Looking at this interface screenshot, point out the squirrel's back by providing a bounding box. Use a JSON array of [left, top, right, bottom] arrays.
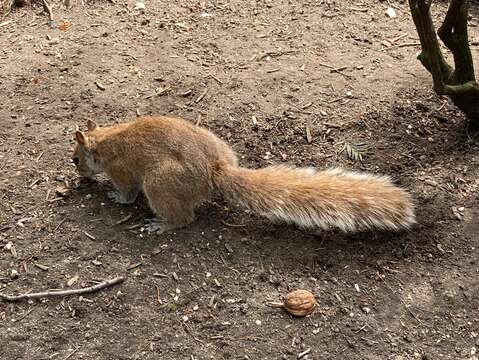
[[91, 116, 238, 173]]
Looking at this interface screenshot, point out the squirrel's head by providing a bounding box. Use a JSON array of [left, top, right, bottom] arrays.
[[72, 120, 103, 178]]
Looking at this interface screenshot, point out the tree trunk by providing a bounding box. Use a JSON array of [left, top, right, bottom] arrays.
[[408, 0, 479, 128]]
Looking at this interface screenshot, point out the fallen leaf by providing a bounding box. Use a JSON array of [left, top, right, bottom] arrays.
[[58, 20, 71, 31]]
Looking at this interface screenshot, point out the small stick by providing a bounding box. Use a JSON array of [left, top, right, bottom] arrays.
[[83, 231, 96, 240], [195, 114, 202, 126], [95, 81, 106, 91], [53, 218, 67, 231], [305, 118, 312, 143], [29, 179, 41, 188], [13, 308, 35, 322], [265, 301, 284, 308], [328, 96, 347, 104], [323, 122, 342, 128], [206, 73, 222, 84], [126, 223, 143, 230], [155, 285, 162, 304], [195, 89, 208, 103], [297, 348, 311, 359], [347, 7, 368, 12], [0, 20, 13, 28], [318, 62, 334, 69], [383, 42, 421, 50], [318, 62, 351, 78], [0, 277, 125, 302], [221, 220, 246, 227], [126, 262, 142, 271], [41, 0, 54, 24], [114, 213, 132, 225], [36, 151, 44, 162], [389, 33, 408, 43], [2, 1, 14, 18], [34, 263, 49, 271], [63, 347, 80, 360]]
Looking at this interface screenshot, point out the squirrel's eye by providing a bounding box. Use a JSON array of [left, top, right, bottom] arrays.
[[72, 157, 80, 166]]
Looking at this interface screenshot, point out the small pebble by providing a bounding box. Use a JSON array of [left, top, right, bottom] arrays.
[[48, 38, 60, 45], [10, 269, 19, 279]]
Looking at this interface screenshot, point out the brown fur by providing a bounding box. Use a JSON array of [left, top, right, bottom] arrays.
[[72, 116, 415, 233]]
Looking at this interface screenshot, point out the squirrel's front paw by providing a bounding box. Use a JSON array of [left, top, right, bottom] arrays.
[[108, 190, 130, 205]]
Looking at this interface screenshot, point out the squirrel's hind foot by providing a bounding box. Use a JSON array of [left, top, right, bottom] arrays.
[[143, 218, 174, 235], [108, 190, 138, 205]]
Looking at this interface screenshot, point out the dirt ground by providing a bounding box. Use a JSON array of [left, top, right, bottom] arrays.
[[1, 0, 478, 359]]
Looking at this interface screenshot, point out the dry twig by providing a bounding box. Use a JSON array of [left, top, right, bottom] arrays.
[[0, 277, 125, 302]]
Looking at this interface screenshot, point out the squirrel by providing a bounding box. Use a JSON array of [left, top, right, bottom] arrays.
[[72, 116, 415, 233]]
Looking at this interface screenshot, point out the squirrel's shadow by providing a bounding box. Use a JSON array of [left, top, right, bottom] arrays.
[[71, 177, 429, 273]]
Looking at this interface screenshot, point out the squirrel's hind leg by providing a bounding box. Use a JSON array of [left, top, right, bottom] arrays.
[[142, 164, 201, 232]]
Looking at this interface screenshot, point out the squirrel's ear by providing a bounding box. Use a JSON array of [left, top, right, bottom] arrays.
[[75, 130, 87, 145], [86, 120, 98, 131]]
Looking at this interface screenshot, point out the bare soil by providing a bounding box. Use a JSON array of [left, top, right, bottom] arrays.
[[1, 1, 478, 359]]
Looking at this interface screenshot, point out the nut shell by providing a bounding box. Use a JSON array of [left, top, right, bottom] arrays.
[[284, 290, 316, 316]]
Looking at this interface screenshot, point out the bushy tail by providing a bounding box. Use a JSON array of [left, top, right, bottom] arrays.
[[212, 162, 415, 232]]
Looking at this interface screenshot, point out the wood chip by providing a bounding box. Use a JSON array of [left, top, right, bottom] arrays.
[[55, 186, 70, 197], [67, 275, 79, 287], [224, 243, 233, 253], [95, 81, 106, 90], [127, 262, 142, 270], [153, 272, 168, 278], [305, 125, 312, 143]]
